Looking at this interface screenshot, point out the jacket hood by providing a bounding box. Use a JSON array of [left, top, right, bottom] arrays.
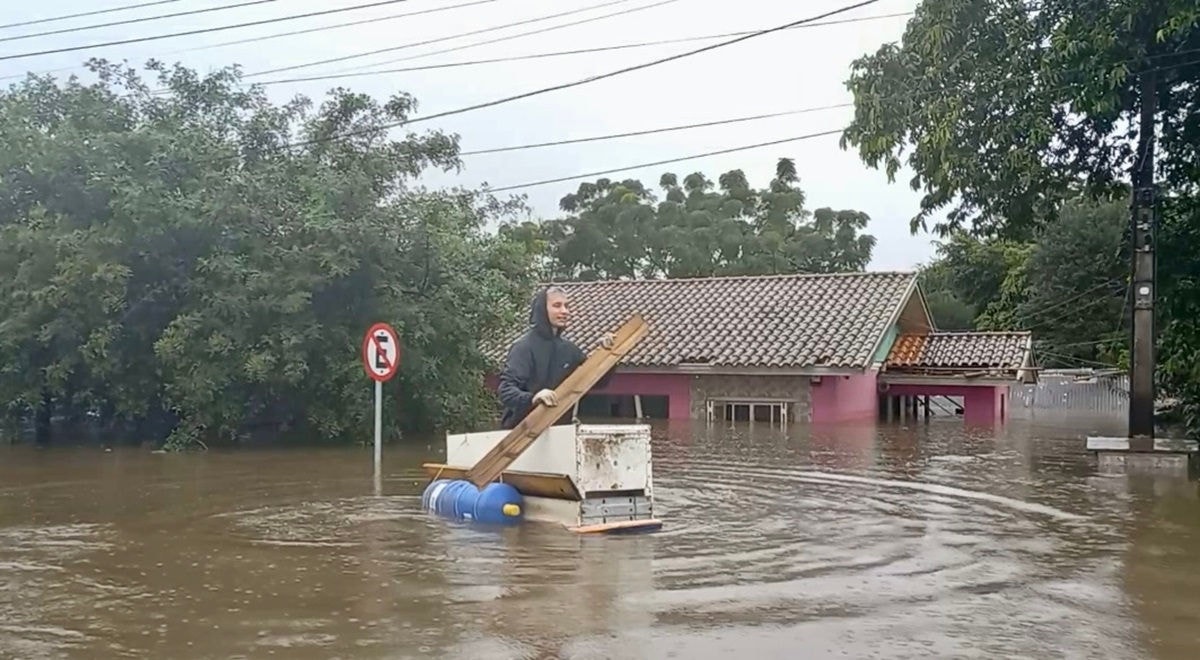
[[528, 287, 559, 338]]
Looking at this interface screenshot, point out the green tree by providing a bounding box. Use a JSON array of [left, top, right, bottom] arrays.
[[527, 158, 877, 280], [840, 0, 1198, 238], [840, 0, 1199, 430], [917, 259, 977, 330], [914, 197, 1130, 365], [0, 61, 537, 448], [1018, 197, 1129, 367]]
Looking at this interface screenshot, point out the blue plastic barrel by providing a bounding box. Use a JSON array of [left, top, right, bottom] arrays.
[[422, 479, 524, 525], [473, 482, 524, 525], [421, 478, 482, 522], [421, 478, 450, 511], [451, 481, 481, 520]]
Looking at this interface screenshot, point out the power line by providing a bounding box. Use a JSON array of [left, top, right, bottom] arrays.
[[283, 0, 883, 149], [249, 11, 912, 87], [0, 0, 418, 62], [3, 5, 909, 84], [1012, 280, 1124, 326], [478, 53, 1200, 194], [333, 0, 678, 73], [0, 0, 280, 44], [346, 10, 911, 75], [244, 0, 653, 78], [0, 0, 183, 31], [0, 0, 499, 83], [486, 129, 844, 193], [460, 104, 850, 155], [159, 0, 501, 57]]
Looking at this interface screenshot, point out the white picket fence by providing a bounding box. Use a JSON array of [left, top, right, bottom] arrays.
[[1009, 369, 1129, 420]]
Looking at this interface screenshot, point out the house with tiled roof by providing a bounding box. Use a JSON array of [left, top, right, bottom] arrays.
[[482, 271, 1037, 425]]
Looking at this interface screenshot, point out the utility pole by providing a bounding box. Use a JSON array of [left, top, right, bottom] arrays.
[[1128, 62, 1158, 449]]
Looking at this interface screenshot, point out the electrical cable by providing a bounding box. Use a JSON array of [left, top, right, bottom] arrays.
[[0, 0, 500, 82], [477, 55, 1200, 193], [278, 0, 883, 149], [343, 9, 909, 74], [244, 0, 650, 77], [252, 11, 912, 85], [0, 0, 183, 31], [485, 129, 845, 193], [0, 0, 417, 62], [0, 0, 280, 44], [158, 0, 501, 57], [459, 104, 851, 155]]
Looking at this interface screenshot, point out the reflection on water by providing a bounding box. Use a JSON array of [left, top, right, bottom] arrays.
[[1, 416, 1198, 659]]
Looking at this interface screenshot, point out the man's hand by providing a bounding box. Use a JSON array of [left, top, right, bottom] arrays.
[[599, 332, 615, 350], [532, 389, 558, 407]]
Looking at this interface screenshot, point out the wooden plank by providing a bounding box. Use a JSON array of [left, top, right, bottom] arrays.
[[566, 518, 664, 534], [420, 462, 582, 501], [465, 314, 650, 487]]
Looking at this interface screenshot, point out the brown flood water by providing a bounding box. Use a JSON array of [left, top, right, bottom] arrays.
[[2, 416, 1198, 659]]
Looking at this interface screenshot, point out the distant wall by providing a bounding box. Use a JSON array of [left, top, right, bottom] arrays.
[[810, 371, 879, 423], [1008, 371, 1129, 420], [689, 373, 813, 422]]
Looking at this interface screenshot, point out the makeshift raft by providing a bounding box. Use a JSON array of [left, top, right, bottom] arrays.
[[421, 423, 662, 534]]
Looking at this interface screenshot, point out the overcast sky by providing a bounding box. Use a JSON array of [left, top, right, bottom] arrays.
[[0, 0, 948, 271]]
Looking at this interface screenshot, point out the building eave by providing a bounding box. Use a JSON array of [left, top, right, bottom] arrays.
[[880, 373, 1023, 387], [655, 364, 868, 377], [864, 274, 919, 367], [484, 364, 870, 377]]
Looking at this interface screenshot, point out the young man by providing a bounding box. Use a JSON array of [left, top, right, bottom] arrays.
[[496, 286, 615, 429]]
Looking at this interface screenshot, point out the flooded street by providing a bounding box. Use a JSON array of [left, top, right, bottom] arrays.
[[2, 418, 1198, 659]]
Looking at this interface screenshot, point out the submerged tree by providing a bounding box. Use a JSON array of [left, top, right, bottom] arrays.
[[0, 60, 539, 448]]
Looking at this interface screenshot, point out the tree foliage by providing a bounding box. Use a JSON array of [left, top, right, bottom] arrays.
[[841, 0, 1200, 432], [916, 259, 977, 331], [918, 197, 1130, 367], [841, 0, 1199, 238], [500, 158, 877, 281], [0, 61, 539, 448]]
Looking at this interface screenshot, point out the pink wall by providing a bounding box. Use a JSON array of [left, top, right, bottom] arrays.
[[885, 383, 1006, 424], [484, 371, 692, 419], [810, 371, 880, 423]]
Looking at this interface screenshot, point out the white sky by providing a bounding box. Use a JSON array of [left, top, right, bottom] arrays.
[[0, 0, 947, 271]]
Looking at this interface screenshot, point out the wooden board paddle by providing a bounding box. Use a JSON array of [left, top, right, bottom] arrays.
[[566, 518, 664, 534], [465, 314, 649, 488]]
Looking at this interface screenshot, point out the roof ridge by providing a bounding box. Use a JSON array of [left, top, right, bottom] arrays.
[[922, 330, 1034, 336], [540, 270, 917, 287]]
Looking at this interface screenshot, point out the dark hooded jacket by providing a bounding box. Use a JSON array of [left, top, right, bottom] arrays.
[[497, 287, 612, 429]]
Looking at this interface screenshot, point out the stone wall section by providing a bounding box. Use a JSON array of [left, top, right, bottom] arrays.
[[688, 374, 813, 422]]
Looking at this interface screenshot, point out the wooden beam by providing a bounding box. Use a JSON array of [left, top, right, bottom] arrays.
[[465, 314, 650, 487], [421, 462, 582, 501]]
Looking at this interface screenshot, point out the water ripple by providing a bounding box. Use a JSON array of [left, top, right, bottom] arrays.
[[0, 422, 1177, 659]]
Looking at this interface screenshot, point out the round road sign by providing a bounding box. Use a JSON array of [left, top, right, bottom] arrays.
[[362, 322, 400, 382]]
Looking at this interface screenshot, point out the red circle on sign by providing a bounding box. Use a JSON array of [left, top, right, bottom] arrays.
[[362, 322, 401, 382]]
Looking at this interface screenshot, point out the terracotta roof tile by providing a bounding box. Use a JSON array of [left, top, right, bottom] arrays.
[[886, 332, 1032, 371], [484, 272, 917, 370]]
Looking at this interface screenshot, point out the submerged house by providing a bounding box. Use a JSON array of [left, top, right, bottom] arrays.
[[482, 272, 1036, 425]]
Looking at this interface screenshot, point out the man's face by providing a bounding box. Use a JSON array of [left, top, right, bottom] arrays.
[[546, 290, 571, 329]]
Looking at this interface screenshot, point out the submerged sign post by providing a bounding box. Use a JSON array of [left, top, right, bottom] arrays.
[[362, 322, 400, 487]]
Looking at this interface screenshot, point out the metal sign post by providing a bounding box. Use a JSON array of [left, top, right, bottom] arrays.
[[362, 322, 400, 494]]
